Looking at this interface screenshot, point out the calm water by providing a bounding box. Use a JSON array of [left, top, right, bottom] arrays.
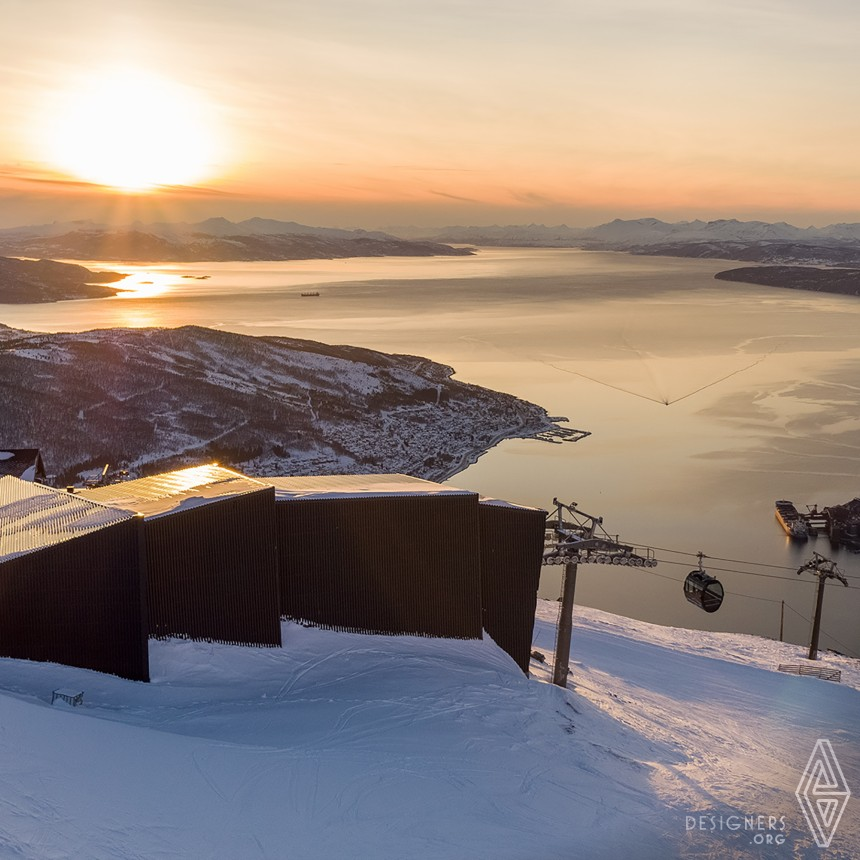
[[3, 249, 859, 655]]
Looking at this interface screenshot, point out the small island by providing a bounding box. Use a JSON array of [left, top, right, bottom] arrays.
[[0, 256, 125, 304], [714, 265, 860, 297]]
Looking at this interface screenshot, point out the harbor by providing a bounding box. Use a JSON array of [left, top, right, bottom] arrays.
[[775, 497, 860, 548]]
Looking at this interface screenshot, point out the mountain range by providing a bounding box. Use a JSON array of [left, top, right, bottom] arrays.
[[4, 215, 860, 266], [392, 217, 860, 265], [0, 218, 472, 263], [394, 217, 860, 245]]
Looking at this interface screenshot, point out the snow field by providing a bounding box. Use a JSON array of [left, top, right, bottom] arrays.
[[0, 602, 856, 859]]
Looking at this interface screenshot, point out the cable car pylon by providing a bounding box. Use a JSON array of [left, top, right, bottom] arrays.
[[796, 552, 848, 660], [544, 499, 654, 688]]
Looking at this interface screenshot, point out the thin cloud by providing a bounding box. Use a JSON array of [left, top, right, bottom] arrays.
[[0, 166, 234, 197], [429, 190, 484, 203], [508, 190, 561, 206]]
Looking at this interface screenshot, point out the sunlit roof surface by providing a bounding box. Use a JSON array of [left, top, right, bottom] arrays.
[[78, 464, 270, 518], [265, 473, 475, 500], [0, 476, 132, 563]]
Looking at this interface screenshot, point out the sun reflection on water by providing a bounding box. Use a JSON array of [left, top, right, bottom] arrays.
[[114, 271, 175, 299]]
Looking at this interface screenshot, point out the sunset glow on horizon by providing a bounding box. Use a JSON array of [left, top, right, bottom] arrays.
[[1, 0, 859, 228], [39, 68, 223, 192]]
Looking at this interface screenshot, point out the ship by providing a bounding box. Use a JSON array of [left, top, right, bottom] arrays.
[[775, 500, 809, 540]]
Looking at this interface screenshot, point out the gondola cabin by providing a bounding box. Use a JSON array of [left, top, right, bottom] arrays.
[[683, 570, 724, 613]]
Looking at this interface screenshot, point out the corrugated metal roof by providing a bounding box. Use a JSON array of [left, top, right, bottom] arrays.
[[265, 473, 476, 500], [479, 496, 546, 513], [78, 464, 270, 518], [0, 476, 133, 563]]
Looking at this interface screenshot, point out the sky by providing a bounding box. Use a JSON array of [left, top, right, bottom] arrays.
[[1, 0, 859, 229]]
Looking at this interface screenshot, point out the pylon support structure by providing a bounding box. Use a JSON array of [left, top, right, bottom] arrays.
[[545, 499, 654, 688], [796, 552, 848, 661]]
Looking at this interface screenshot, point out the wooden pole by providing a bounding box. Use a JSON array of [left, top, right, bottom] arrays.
[[552, 560, 578, 688], [779, 600, 784, 642], [808, 575, 827, 661]]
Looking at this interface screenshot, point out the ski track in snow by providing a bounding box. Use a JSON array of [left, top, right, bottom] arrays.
[[0, 602, 856, 859]]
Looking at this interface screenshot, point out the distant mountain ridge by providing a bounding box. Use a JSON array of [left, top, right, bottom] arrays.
[[5, 215, 860, 265], [0, 217, 397, 242], [392, 217, 860, 265], [393, 217, 860, 246], [0, 218, 471, 263]]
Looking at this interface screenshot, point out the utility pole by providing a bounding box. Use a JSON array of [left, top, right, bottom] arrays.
[[797, 552, 848, 660], [779, 600, 785, 643]]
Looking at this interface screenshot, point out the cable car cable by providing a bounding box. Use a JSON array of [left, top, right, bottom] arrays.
[[652, 557, 860, 589], [604, 565, 859, 656], [626, 541, 860, 579]]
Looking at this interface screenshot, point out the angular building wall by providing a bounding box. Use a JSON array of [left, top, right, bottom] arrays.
[[81, 466, 281, 648], [0, 477, 148, 681], [271, 478, 483, 639], [478, 501, 546, 674], [143, 488, 280, 645]]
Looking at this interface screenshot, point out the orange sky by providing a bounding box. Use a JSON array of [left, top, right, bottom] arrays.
[[1, 0, 859, 228]]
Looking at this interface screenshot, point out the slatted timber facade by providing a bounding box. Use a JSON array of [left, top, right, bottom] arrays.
[[0, 477, 149, 681], [478, 500, 546, 674], [80, 466, 281, 648], [267, 475, 483, 640]]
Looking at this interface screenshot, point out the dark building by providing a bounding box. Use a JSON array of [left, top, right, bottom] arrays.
[[264, 474, 546, 674], [0, 475, 149, 681], [80, 465, 281, 648], [824, 497, 860, 546], [0, 449, 47, 483], [265, 474, 484, 641], [478, 498, 546, 674]]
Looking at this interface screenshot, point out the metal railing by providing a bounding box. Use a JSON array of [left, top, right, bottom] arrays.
[[777, 663, 842, 682]]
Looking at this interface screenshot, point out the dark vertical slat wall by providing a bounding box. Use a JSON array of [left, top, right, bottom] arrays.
[[0, 517, 149, 681], [144, 487, 281, 647], [276, 495, 483, 639], [0, 474, 543, 682], [478, 503, 546, 674]]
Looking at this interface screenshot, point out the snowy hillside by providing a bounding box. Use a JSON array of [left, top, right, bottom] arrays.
[[0, 602, 856, 859], [0, 325, 554, 484]]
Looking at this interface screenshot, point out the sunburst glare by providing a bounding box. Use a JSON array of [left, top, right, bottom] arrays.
[[41, 67, 222, 191]]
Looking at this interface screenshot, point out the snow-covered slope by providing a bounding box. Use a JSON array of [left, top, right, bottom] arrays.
[[0, 603, 856, 859], [0, 325, 553, 484]]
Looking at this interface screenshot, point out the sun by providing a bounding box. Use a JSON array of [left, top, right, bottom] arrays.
[[43, 68, 221, 191]]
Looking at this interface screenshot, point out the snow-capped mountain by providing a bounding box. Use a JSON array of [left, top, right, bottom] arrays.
[[579, 217, 860, 245], [392, 217, 860, 264]]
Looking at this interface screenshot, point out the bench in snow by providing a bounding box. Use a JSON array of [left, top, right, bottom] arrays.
[[51, 689, 84, 706]]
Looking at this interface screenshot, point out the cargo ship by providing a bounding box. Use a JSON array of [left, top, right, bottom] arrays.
[[775, 500, 809, 540]]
